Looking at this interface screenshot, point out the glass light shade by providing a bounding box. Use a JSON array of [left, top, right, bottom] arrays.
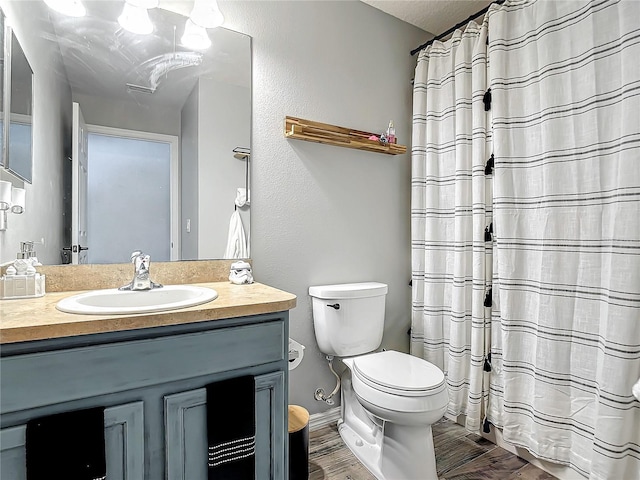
[[0, 181, 11, 210], [189, 0, 224, 29], [44, 0, 86, 17], [118, 3, 153, 35], [181, 19, 212, 50], [11, 187, 25, 214], [125, 0, 159, 8]]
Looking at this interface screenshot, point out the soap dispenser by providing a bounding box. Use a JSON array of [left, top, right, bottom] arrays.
[[386, 121, 396, 144], [17, 241, 40, 263]]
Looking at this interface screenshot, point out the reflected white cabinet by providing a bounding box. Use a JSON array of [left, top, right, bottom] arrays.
[[0, 313, 289, 479]]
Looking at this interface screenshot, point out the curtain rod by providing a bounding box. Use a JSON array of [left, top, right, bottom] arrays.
[[410, 0, 504, 56]]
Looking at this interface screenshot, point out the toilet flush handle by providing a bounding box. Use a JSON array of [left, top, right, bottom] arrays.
[[327, 303, 340, 310]]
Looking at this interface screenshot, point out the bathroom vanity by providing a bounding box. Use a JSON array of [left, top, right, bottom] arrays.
[[0, 281, 296, 480]]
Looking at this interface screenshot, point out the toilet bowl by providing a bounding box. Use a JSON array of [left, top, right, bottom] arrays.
[[340, 351, 448, 479], [348, 350, 448, 425], [309, 282, 449, 480]]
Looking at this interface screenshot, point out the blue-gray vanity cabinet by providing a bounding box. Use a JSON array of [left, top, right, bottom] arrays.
[[0, 312, 290, 480]]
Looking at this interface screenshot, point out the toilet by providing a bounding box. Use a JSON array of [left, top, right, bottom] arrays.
[[309, 282, 448, 480]]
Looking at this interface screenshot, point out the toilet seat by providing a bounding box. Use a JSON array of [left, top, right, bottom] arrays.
[[353, 350, 445, 397], [346, 350, 449, 419]]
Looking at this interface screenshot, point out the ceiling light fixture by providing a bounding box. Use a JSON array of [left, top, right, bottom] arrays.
[[43, 0, 86, 17], [118, 3, 153, 35], [189, 0, 224, 29], [181, 18, 211, 51]]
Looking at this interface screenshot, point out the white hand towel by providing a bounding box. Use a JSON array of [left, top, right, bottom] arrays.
[[224, 210, 248, 259]]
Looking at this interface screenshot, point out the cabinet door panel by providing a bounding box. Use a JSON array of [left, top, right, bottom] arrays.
[[164, 388, 208, 480], [105, 401, 145, 480], [0, 402, 143, 480], [256, 371, 286, 480], [165, 371, 286, 480], [0, 425, 26, 480]]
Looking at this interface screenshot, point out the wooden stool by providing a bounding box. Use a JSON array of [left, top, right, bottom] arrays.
[[288, 405, 309, 480]]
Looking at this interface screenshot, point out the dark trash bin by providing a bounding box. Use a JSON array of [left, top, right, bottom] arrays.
[[288, 405, 309, 480]]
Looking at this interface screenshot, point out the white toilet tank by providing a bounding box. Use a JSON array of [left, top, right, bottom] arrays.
[[309, 282, 388, 357]]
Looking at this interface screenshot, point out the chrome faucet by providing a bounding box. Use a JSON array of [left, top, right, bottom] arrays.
[[119, 250, 163, 291]]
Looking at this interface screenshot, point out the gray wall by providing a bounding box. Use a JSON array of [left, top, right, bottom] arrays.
[[222, 0, 427, 414], [0, 0, 71, 265], [73, 92, 180, 136], [198, 78, 250, 259], [181, 78, 251, 260]]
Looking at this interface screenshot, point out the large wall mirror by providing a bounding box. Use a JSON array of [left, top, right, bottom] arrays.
[[4, 0, 251, 265]]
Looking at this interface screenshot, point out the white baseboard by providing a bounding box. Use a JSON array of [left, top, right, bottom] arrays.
[[309, 407, 341, 431]]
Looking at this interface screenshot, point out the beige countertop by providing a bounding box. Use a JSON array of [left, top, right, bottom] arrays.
[[0, 282, 297, 344]]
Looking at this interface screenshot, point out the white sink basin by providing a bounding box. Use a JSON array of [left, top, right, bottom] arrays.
[[56, 285, 218, 315]]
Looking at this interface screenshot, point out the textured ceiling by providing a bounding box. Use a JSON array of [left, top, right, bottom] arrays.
[[361, 0, 493, 36]]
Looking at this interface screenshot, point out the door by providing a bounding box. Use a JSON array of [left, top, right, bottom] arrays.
[[85, 131, 174, 264], [71, 102, 89, 264]]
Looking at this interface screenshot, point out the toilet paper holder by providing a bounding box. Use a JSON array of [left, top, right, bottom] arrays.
[[288, 338, 305, 371]]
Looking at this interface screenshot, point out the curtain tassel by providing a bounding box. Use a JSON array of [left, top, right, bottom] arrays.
[[482, 417, 491, 434], [485, 154, 494, 175], [484, 222, 493, 241], [484, 287, 492, 307], [483, 352, 492, 372], [483, 88, 492, 111]]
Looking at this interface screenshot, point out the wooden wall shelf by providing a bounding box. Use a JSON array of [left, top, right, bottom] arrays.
[[284, 116, 407, 155]]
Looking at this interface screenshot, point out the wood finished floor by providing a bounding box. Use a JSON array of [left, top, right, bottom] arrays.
[[308, 418, 557, 480]]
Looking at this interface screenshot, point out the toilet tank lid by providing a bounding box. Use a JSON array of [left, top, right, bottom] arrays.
[[308, 282, 388, 299]]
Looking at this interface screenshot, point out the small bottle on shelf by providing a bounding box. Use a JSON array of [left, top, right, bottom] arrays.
[[386, 121, 396, 144]]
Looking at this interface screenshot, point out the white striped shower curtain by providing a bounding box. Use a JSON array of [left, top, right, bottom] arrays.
[[410, 21, 493, 432], [411, 1, 640, 478]]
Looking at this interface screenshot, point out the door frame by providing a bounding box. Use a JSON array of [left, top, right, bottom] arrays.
[[71, 102, 89, 264], [85, 124, 180, 261]]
